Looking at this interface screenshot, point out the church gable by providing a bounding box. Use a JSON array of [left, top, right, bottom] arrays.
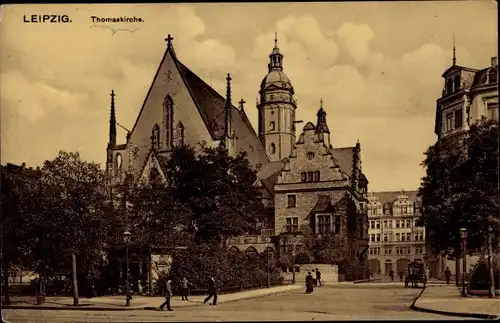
[[138, 150, 168, 186], [126, 40, 218, 175]]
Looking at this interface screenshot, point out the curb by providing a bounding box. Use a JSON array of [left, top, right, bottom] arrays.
[[409, 286, 500, 320], [1, 286, 303, 312], [353, 277, 383, 284]]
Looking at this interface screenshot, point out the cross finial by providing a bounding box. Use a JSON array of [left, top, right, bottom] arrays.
[[239, 98, 246, 110], [320, 98, 323, 108], [110, 89, 115, 98], [274, 32, 278, 47], [165, 34, 174, 47]]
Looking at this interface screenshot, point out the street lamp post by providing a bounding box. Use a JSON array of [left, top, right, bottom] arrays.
[[124, 231, 132, 307], [459, 228, 468, 297]]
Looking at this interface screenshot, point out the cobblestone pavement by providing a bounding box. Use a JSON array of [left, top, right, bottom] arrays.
[[2, 285, 478, 322]]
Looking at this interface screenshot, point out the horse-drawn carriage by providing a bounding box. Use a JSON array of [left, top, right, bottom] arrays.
[[405, 260, 427, 288]]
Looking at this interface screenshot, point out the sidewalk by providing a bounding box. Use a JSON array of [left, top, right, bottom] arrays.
[[411, 285, 500, 319], [1, 284, 303, 311]]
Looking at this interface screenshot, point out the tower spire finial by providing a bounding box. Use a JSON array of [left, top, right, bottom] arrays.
[[320, 98, 323, 109], [274, 32, 278, 48], [452, 32, 456, 66], [224, 73, 232, 140], [165, 34, 174, 48], [109, 89, 117, 147]]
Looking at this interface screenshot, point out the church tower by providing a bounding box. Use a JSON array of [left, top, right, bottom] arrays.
[[258, 33, 297, 162]]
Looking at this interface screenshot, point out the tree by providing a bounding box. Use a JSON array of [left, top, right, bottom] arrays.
[[418, 118, 499, 258], [32, 151, 111, 305], [1, 165, 40, 304], [313, 233, 350, 266], [164, 145, 267, 245]]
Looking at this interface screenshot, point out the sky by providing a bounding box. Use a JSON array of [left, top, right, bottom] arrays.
[[0, 2, 497, 192]]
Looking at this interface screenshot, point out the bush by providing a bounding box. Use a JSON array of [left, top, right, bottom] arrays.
[[168, 244, 282, 294], [469, 259, 499, 290]]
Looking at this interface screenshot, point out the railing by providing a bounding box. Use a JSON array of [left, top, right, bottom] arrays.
[[261, 229, 275, 237]]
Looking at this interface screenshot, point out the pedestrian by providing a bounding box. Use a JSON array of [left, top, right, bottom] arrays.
[[399, 269, 404, 282], [404, 270, 410, 288], [159, 277, 173, 311], [305, 271, 314, 294], [315, 268, 322, 286], [181, 277, 192, 301], [389, 269, 394, 281], [444, 267, 451, 285], [204, 276, 218, 305]]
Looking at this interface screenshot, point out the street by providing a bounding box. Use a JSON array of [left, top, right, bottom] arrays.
[[2, 285, 478, 322]]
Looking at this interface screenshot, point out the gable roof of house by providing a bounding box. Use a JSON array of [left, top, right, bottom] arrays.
[[331, 147, 355, 177], [372, 190, 420, 209], [257, 158, 288, 194]]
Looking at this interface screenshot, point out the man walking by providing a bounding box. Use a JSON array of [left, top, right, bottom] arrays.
[[159, 277, 173, 311], [444, 267, 451, 285], [181, 277, 192, 301], [315, 268, 322, 286], [204, 276, 218, 306]]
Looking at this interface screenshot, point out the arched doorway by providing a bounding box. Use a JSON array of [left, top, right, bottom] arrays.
[[368, 259, 381, 275], [229, 246, 240, 253], [397, 258, 410, 273], [245, 246, 258, 257]]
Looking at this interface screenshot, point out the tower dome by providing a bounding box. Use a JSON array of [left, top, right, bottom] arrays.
[[260, 34, 294, 95]]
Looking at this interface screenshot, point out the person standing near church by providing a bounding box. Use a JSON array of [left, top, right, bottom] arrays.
[[159, 277, 173, 311], [181, 277, 192, 301], [204, 276, 218, 305], [315, 268, 322, 286]]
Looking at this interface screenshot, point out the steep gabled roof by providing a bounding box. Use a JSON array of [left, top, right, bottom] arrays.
[[441, 64, 479, 78], [331, 147, 355, 177], [257, 158, 288, 194], [176, 61, 227, 139], [372, 190, 420, 209], [128, 42, 269, 168], [311, 195, 336, 213]]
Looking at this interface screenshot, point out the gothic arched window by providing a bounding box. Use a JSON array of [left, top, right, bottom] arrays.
[[149, 167, 160, 184], [269, 143, 276, 154], [151, 124, 160, 150], [114, 153, 123, 178], [163, 95, 174, 149], [176, 121, 185, 147]]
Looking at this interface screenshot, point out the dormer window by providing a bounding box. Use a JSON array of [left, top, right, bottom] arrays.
[[270, 121, 275, 131], [307, 152, 314, 160], [488, 68, 497, 84], [446, 78, 453, 95], [453, 75, 461, 92]]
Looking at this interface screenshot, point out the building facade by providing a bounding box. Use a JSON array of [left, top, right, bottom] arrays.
[[104, 35, 369, 281], [428, 54, 498, 279], [366, 191, 425, 276]]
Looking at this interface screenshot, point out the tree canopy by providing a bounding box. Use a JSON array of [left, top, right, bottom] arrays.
[[162, 145, 267, 245], [418, 118, 499, 257]]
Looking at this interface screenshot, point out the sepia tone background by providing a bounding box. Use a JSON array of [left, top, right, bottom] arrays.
[[0, 2, 497, 191]]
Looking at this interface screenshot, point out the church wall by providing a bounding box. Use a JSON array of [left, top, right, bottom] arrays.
[[128, 52, 217, 175]]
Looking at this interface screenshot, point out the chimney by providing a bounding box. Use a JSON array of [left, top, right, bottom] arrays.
[[21, 162, 26, 168], [491, 57, 497, 68]]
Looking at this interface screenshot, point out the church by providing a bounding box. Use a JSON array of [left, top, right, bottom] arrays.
[[105, 34, 370, 282]]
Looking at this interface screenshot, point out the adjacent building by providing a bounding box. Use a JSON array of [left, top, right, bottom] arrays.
[[428, 53, 498, 279], [366, 191, 425, 276]]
